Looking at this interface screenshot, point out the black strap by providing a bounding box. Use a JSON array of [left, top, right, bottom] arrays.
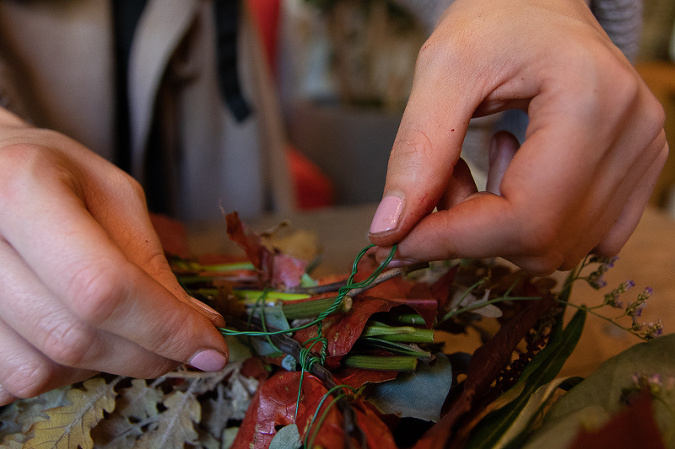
[[213, 0, 252, 122], [111, 0, 149, 173]]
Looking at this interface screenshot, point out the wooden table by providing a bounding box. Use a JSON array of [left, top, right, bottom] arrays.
[[187, 204, 675, 377]]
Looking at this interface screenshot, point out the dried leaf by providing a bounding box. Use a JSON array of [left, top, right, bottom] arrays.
[[118, 379, 163, 421], [413, 295, 555, 449], [134, 389, 201, 449], [226, 211, 307, 288], [0, 436, 24, 449], [23, 377, 117, 449], [0, 386, 70, 440], [465, 308, 586, 449]]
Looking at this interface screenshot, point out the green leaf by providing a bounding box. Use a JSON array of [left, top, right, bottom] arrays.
[[269, 424, 302, 449], [466, 307, 586, 449], [23, 377, 118, 449], [249, 306, 290, 356], [366, 353, 453, 422], [524, 333, 675, 449]]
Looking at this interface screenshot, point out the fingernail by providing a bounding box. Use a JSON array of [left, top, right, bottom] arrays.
[[386, 258, 418, 268], [189, 349, 228, 372], [188, 296, 226, 327], [370, 195, 403, 234]]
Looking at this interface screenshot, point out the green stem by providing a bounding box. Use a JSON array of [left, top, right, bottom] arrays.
[[376, 329, 435, 343], [558, 300, 643, 339], [438, 295, 541, 324], [358, 337, 432, 358], [199, 262, 256, 272], [234, 290, 311, 301], [281, 296, 351, 320], [341, 354, 418, 371]]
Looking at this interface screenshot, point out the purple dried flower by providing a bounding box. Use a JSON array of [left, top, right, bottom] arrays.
[[585, 256, 619, 289], [603, 280, 636, 308]]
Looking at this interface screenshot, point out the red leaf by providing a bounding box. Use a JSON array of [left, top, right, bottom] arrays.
[[430, 265, 459, 309], [230, 372, 338, 449], [414, 295, 556, 449], [333, 367, 399, 389], [294, 296, 438, 369], [568, 390, 665, 449], [225, 211, 307, 289], [230, 371, 396, 448], [225, 211, 267, 269]]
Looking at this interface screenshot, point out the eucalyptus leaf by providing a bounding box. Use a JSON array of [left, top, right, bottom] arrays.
[[524, 333, 675, 449], [249, 307, 290, 356], [269, 424, 302, 449], [366, 353, 452, 422]]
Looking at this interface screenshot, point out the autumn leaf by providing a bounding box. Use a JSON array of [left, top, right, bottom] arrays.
[[294, 296, 438, 369], [226, 211, 308, 289], [0, 386, 70, 441], [22, 377, 117, 449], [134, 389, 201, 449], [413, 295, 556, 449]]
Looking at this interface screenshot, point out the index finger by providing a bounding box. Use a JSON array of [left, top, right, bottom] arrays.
[[0, 148, 228, 371]]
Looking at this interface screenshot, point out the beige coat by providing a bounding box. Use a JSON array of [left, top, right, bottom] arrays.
[[0, 0, 294, 220]]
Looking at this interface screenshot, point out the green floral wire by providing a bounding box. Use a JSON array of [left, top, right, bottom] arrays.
[[219, 244, 397, 446], [294, 338, 325, 420], [218, 244, 397, 339], [305, 384, 358, 448]]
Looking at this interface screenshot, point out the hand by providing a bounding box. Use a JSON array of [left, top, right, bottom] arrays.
[[369, 0, 668, 275], [0, 109, 228, 406]]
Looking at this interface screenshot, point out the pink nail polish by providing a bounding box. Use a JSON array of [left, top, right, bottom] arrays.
[[370, 195, 403, 234], [189, 349, 228, 372]]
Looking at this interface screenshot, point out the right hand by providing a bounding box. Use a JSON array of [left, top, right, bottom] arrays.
[[0, 109, 229, 406]]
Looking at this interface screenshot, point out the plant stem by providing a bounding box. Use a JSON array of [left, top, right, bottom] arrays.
[[358, 337, 432, 358], [342, 354, 418, 371], [281, 296, 352, 320]]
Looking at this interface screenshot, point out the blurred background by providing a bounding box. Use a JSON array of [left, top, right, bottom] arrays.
[[252, 0, 675, 217]]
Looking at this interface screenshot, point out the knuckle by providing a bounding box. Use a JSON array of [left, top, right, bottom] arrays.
[[0, 144, 42, 203], [119, 171, 146, 200], [390, 128, 435, 171], [4, 359, 54, 399], [66, 261, 128, 326], [41, 320, 94, 367]]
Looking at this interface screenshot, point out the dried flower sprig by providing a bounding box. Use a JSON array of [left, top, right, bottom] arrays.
[[563, 255, 664, 341]]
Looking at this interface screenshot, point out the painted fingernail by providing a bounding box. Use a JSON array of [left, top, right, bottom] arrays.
[[386, 258, 419, 268], [189, 349, 228, 372], [370, 195, 403, 234]]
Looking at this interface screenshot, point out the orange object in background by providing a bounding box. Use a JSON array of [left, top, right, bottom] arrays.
[[248, 0, 336, 210], [286, 144, 335, 209]]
